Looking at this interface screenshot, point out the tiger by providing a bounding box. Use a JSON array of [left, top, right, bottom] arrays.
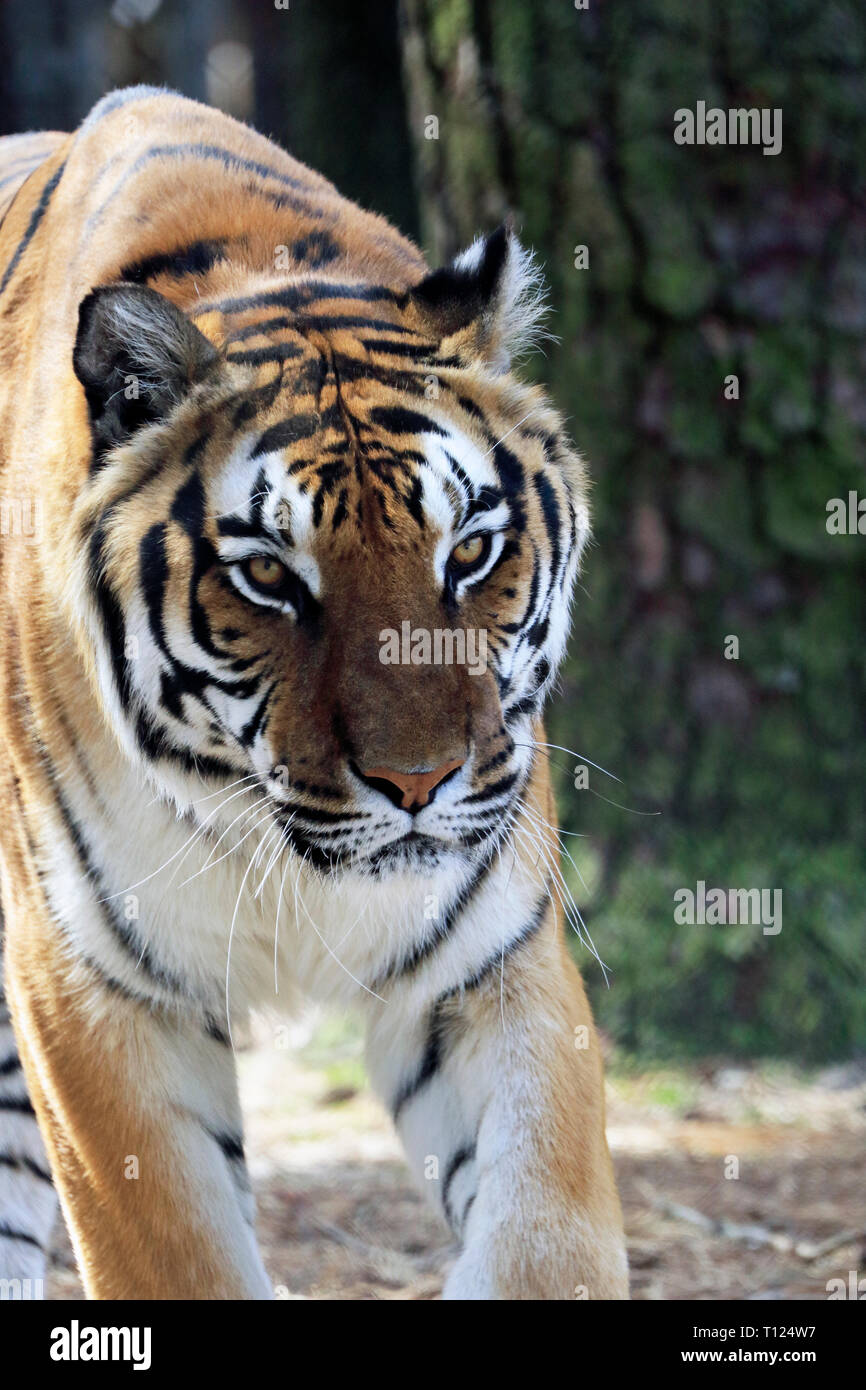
[[0, 86, 628, 1300]]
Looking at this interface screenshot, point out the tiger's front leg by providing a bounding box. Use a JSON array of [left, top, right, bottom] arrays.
[[366, 903, 628, 1301], [5, 905, 272, 1301]]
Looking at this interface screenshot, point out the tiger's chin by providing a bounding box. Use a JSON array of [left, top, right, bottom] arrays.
[[362, 831, 458, 876], [280, 822, 496, 882]]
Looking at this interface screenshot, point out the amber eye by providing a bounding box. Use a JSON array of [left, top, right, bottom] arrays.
[[450, 533, 487, 568], [245, 555, 287, 589]]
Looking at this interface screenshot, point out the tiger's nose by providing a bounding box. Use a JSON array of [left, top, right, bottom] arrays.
[[358, 757, 465, 812]]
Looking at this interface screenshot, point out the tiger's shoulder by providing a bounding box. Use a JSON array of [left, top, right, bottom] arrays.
[[0, 85, 427, 344]]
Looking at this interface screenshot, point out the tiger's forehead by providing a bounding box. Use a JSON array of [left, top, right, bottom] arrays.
[[212, 397, 505, 553], [210, 363, 507, 551]]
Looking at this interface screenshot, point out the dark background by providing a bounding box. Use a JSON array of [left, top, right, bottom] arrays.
[[2, 0, 863, 1061]]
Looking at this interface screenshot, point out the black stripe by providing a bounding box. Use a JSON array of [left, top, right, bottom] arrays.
[[252, 413, 329, 456], [24, 721, 191, 1001], [0, 1096, 35, 1115], [491, 443, 526, 520], [533, 472, 562, 584], [476, 747, 512, 777], [80, 85, 165, 126], [0, 159, 66, 296], [121, 239, 226, 285], [52, 800, 185, 995], [442, 449, 474, 499], [460, 772, 519, 805], [391, 1003, 450, 1120], [144, 142, 312, 192], [89, 514, 133, 712], [0, 1052, 22, 1077], [391, 889, 550, 1120], [359, 338, 434, 359], [371, 847, 497, 989], [6, 769, 182, 1011], [0, 1153, 53, 1185], [7, 782, 113, 1009], [368, 406, 446, 437], [91, 143, 325, 229], [442, 1142, 475, 1227], [226, 343, 306, 367], [331, 487, 349, 531], [239, 681, 275, 747], [503, 693, 540, 722], [294, 314, 422, 335], [0, 1223, 43, 1249], [212, 281, 404, 317], [171, 472, 231, 663], [140, 523, 261, 702], [132, 707, 236, 779], [204, 1017, 230, 1046], [279, 803, 369, 826], [210, 1130, 245, 1164], [216, 516, 268, 540]]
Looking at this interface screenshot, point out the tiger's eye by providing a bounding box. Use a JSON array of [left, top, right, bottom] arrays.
[[451, 534, 485, 567], [247, 555, 286, 588]]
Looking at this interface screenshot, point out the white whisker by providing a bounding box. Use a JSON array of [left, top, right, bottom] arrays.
[[293, 869, 387, 1003], [100, 779, 261, 900], [482, 408, 542, 457], [225, 816, 277, 1054], [513, 739, 622, 784], [273, 823, 295, 994], [176, 797, 271, 889]]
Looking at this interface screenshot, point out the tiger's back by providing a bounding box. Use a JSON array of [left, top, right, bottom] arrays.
[[0, 131, 66, 222]]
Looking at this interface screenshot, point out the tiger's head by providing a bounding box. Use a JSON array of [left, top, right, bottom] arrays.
[[70, 228, 589, 878]]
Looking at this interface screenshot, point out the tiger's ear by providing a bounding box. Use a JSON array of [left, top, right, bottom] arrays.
[[73, 283, 219, 461], [409, 224, 548, 373]]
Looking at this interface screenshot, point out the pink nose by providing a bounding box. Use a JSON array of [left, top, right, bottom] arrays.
[[360, 758, 465, 811]]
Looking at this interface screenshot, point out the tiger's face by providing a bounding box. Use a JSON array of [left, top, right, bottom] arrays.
[[71, 229, 589, 877]]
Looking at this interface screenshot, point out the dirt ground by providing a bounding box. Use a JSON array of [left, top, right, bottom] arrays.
[[45, 1021, 866, 1301]]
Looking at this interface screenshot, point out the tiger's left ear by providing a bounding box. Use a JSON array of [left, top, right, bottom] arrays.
[[409, 224, 548, 373], [73, 283, 219, 464]]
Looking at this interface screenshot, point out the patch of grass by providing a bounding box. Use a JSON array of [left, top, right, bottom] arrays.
[[297, 1013, 366, 1074], [321, 1058, 368, 1095]]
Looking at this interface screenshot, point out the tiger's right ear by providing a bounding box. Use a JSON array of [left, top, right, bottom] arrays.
[[407, 225, 548, 374], [74, 283, 219, 462]]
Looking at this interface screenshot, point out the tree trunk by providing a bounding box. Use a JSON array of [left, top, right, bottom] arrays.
[[398, 0, 866, 1058]]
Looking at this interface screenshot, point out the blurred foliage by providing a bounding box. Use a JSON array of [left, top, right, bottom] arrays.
[[1, 0, 862, 1058], [400, 0, 866, 1059]]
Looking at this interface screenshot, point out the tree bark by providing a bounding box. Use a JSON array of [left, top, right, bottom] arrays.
[[398, 0, 866, 1058]]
